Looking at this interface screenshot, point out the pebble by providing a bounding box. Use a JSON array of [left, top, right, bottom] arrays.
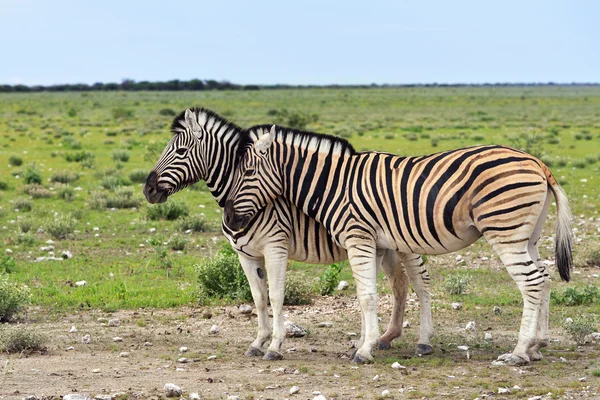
[[560, 357, 567, 362], [41, 245, 54, 251], [5, 249, 12, 254], [484, 332, 493, 340], [119, 352, 130, 358], [565, 317, 573, 324], [227, 396, 240, 400], [381, 389, 391, 397], [373, 374, 380, 381], [527, 396, 542, 400], [75, 280, 87, 287], [209, 325, 220, 334], [69, 325, 78, 333], [498, 387, 511, 394], [284, 320, 307, 337], [82, 334, 91, 344], [113, 337, 123, 342], [164, 383, 182, 397], [313, 396, 327, 400], [451, 302, 462, 310], [63, 395, 89, 400], [149, 228, 157, 233], [62, 250, 73, 259], [337, 280, 349, 290], [317, 321, 333, 328], [178, 357, 189, 363], [238, 304, 253, 314], [578, 377, 586, 382], [207, 355, 217, 360], [391, 362, 406, 369], [180, 346, 188, 353], [402, 320, 410, 328], [591, 332, 600, 340], [493, 306, 502, 315], [92, 369, 101, 373], [465, 321, 476, 331], [457, 345, 469, 351], [66, 346, 75, 351], [290, 386, 300, 395], [144, 342, 153, 346], [94, 396, 112, 400], [189, 393, 201, 400], [108, 318, 120, 327]]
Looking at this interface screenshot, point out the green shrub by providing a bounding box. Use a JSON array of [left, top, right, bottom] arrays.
[[112, 149, 131, 163], [270, 109, 319, 130], [0, 274, 31, 321], [45, 214, 76, 240], [24, 165, 42, 185], [159, 108, 176, 116], [101, 175, 131, 190], [317, 263, 344, 296], [63, 136, 81, 149], [15, 233, 35, 246], [176, 214, 212, 232], [90, 187, 141, 210], [0, 325, 46, 353], [14, 198, 33, 212], [50, 170, 80, 184], [574, 243, 600, 268], [284, 273, 313, 305], [64, 151, 94, 163], [55, 183, 74, 201], [572, 159, 587, 169], [585, 155, 599, 165], [147, 200, 189, 221], [17, 217, 33, 233], [9, 155, 23, 166], [129, 169, 149, 184], [0, 181, 8, 190], [195, 247, 252, 304], [22, 184, 52, 199], [169, 234, 189, 251], [403, 133, 419, 141], [67, 107, 77, 117], [404, 125, 423, 133], [563, 314, 597, 344], [0, 255, 15, 274], [551, 286, 600, 306], [444, 273, 471, 295], [112, 107, 134, 120]]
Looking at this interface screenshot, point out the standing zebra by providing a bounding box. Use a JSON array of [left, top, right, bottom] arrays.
[[225, 124, 573, 365], [143, 108, 435, 360]]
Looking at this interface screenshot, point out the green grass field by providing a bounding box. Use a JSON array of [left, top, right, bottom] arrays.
[[1, 86, 599, 313]]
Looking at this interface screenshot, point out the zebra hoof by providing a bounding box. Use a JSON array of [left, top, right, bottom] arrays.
[[263, 351, 283, 361], [415, 344, 434, 356], [497, 353, 529, 366], [529, 350, 543, 361], [352, 353, 374, 364], [244, 347, 264, 357], [378, 340, 392, 350]]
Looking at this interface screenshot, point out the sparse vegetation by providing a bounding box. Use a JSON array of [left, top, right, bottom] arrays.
[[0, 273, 31, 321], [0, 325, 46, 353], [444, 273, 471, 295], [45, 213, 77, 240], [285, 272, 314, 305], [563, 314, 597, 344], [317, 263, 344, 296], [9, 155, 23, 166], [147, 200, 189, 221], [176, 214, 212, 232]]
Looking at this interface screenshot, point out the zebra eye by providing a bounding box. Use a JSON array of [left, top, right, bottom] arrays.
[[175, 148, 187, 156], [244, 168, 255, 177]]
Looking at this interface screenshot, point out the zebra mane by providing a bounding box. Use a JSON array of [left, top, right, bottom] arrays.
[[170, 107, 244, 137], [239, 124, 356, 161]]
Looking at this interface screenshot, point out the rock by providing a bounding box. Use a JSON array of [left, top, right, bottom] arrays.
[[227, 396, 240, 400], [63, 395, 89, 400], [113, 337, 123, 342], [207, 355, 217, 360], [92, 369, 101, 373], [284, 320, 307, 338], [527, 396, 542, 400], [317, 321, 333, 328], [108, 318, 120, 327], [591, 332, 600, 340], [498, 387, 511, 394], [82, 334, 91, 344], [178, 357, 189, 363], [179, 346, 188, 353], [372, 374, 380, 381], [5, 248, 12, 254], [69, 325, 78, 333], [62, 250, 73, 259], [189, 393, 201, 400], [457, 345, 469, 351], [238, 304, 252, 314], [465, 321, 476, 331], [75, 280, 87, 287], [290, 386, 300, 395], [484, 332, 493, 340], [144, 342, 153, 347], [565, 317, 573, 324], [209, 325, 220, 334], [119, 352, 130, 358], [578, 377, 586, 382], [381, 389, 391, 397], [391, 362, 406, 369], [41, 245, 54, 251], [402, 320, 410, 328], [66, 346, 75, 351], [149, 228, 157, 233], [23, 396, 38, 400], [94, 396, 112, 400], [313, 396, 327, 400], [337, 280, 349, 291], [493, 306, 502, 315], [164, 383, 182, 397], [560, 357, 567, 362], [451, 302, 462, 310]]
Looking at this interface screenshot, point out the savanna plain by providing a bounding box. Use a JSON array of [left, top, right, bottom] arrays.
[[0, 87, 599, 400]]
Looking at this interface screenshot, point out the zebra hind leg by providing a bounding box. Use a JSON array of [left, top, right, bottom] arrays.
[[237, 254, 269, 357], [378, 250, 409, 350]]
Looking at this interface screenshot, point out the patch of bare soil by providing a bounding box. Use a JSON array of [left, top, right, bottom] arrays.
[[1, 294, 598, 400]]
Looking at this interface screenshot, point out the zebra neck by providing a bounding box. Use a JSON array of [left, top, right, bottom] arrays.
[[203, 135, 244, 208]]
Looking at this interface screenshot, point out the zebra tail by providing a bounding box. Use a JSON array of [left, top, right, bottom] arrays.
[[550, 183, 573, 282]]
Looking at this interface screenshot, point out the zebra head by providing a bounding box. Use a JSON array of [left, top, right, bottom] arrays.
[[224, 125, 283, 230], [143, 109, 207, 204]]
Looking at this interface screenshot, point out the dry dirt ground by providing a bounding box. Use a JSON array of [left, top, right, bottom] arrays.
[[1, 294, 599, 400]]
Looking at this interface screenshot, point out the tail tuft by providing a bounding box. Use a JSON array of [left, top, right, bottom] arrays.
[[552, 185, 573, 282]]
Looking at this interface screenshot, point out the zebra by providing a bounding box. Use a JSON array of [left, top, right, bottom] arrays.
[[224, 124, 573, 365], [142, 108, 435, 360]]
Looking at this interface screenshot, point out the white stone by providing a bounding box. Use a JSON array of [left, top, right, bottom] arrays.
[[82, 334, 91, 344], [381, 389, 391, 397], [527, 396, 542, 400], [457, 345, 469, 351], [179, 346, 188, 353], [177, 357, 189, 363], [318, 321, 333, 328], [119, 352, 130, 357], [498, 387, 511, 394], [207, 355, 217, 360], [484, 332, 493, 340], [92, 368, 101, 373], [402, 320, 410, 328], [313, 396, 327, 400], [62, 250, 73, 259], [41, 246, 54, 251], [290, 385, 300, 394], [63, 395, 89, 400], [66, 346, 75, 351], [560, 357, 567, 362], [164, 383, 182, 397], [493, 306, 502, 315], [391, 362, 406, 369], [69, 325, 78, 333], [591, 332, 600, 340], [113, 337, 123, 342], [189, 393, 201, 400], [337, 280, 349, 290], [108, 318, 120, 327], [209, 325, 220, 334], [95, 396, 113, 400], [284, 320, 307, 337], [451, 302, 462, 310], [372, 374, 380, 381], [512, 385, 521, 390], [75, 280, 87, 286], [465, 321, 476, 331], [565, 317, 573, 324], [5, 248, 12, 254], [578, 377, 586, 382], [144, 342, 153, 346], [238, 304, 252, 314], [93, 227, 100, 231], [227, 397, 241, 400], [149, 228, 156, 233]]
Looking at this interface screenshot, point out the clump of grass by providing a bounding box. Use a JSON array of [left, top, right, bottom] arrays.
[[169, 234, 189, 251], [0, 325, 47, 353], [23, 165, 42, 185], [14, 197, 33, 212], [195, 244, 252, 305], [15, 233, 36, 246], [0, 181, 8, 190], [0, 274, 31, 322], [444, 273, 471, 295], [50, 170, 80, 184], [129, 169, 149, 184], [403, 133, 419, 141], [563, 314, 597, 344], [45, 213, 76, 240], [176, 214, 212, 232], [64, 151, 94, 163], [9, 155, 23, 166], [22, 184, 52, 199], [584, 154, 599, 165], [404, 125, 423, 133], [90, 187, 141, 210], [574, 131, 593, 140], [1, 255, 16, 273], [101, 175, 131, 190], [552, 286, 599, 306], [159, 108, 176, 116], [574, 243, 600, 268], [285, 272, 313, 305], [317, 263, 344, 296], [112, 107, 134, 120], [147, 201, 189, 221], [112, 149, 131, 163], [572, 159, 587, 169], [55, 183, 74, 201], [17, 217, 33, 233]]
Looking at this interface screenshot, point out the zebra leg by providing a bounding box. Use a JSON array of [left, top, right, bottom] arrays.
[[379, 250, 409, 350], [401, 253, 434, 356], [347, 240, 380, 364], [263, 245, 289, 361], [237, 253, 269, 357]]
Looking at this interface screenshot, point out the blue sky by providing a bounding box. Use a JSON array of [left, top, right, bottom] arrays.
[[1, 0, 598, 85]]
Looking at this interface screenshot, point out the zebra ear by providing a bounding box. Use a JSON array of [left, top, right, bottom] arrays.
[[184, 109, 203, 138], [255, 125, 275, 154]]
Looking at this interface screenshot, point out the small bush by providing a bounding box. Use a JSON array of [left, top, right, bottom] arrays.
[[176, 214, 212, 232], [45, 214, 76, 240], [129, 169, 149, 184], [169, 234, 189, 251], [15, 233, 35, 246], [0, 255, 15, 273], [112, 107, 134, 120], [67, 107, 77, 117], [0, 326, 46, 353], [404, 125, 423, 133], [51, 170, 80, 184], [195, 247, 252, 304], [572, 159, 587, 169], [24, 165, 42, 185], [317, 263, 344, 296], [17, 217, 33, 233], [585, 155, 599, 165], [14, 197, 33, 212], [55, 183, 74, 201], [159, 108, 177, 116], [552, 286, 600, 306], [403, 133, 419, 141], [64, 151, 95, 163], [563, 314, 597, 345], [101, 175, 131, 190], [0, 274, 31, 321], [90, 187, 141, 210], [147, 200, 189, 221], [547, 137, 560, 145], [0, 181, 8, 190], [284, 273, 313, 305], [9, 155, 23, 166], [23, 184, 52, 199], [574, 243, 600, 268], [112, 149, 131, 163], [444, 273, 471, 295], [270, 109, 319, 130]]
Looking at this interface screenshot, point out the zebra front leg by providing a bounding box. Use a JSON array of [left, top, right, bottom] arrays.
[[263, 245, 289, 360], [379, 250, 409, 350], [401, 253, 434, 355], [347, 240, 380, 364], [238, 254, 269, 357]]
